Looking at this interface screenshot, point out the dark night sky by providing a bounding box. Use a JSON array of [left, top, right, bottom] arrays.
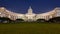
[[0, 0, 60, 14]]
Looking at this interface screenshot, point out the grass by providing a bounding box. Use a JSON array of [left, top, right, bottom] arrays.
[[0, 23, 60, 34]]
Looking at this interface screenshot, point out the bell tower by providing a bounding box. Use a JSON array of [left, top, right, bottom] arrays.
[[27, 6, 33, 14]]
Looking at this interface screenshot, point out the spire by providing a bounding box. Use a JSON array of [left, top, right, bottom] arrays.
[[28, 6, 33, 14]]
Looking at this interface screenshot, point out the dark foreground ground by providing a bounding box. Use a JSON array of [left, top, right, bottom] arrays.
[[0, 23, 60, 34]]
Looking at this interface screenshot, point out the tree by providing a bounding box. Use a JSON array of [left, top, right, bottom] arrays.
[[0, 17, 12, 23], [48, 17, 60, 23], [15, 19, 24, 23], [36, 19, 46, 23]]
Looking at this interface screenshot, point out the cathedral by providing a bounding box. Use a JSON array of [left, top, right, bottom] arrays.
[[0, 6, 60, 22]]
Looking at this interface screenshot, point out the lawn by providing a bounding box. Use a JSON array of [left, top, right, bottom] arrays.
[[0, 23, 60, 34]]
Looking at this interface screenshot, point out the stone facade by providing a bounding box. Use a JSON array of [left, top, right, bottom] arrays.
[[0, 6, 60, 21]]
